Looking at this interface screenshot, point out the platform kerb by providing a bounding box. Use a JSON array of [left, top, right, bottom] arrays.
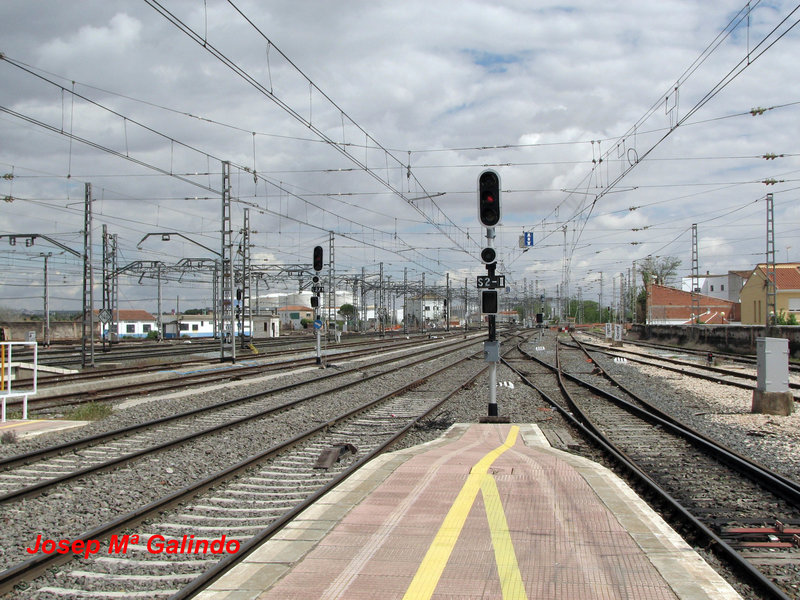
[[194, 423, 741, 600]]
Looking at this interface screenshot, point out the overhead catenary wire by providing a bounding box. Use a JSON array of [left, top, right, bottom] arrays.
[[143, 0, 476, 258], [0, 59, 459, 277]]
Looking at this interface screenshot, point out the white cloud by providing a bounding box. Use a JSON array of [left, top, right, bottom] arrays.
[[38, 13, 142, 64], [1, 0, 799, 311]]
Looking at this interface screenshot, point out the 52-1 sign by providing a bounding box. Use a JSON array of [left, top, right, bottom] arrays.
[[476, 275, 505, 289]]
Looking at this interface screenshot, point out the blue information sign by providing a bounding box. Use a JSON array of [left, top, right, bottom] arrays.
[[313, 319, 323, 330], [523, 231, 534, 247]]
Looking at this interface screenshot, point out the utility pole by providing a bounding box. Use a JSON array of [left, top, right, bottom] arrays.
[[379, 262, 385, 337], [157, 263, 163, 341], [41, 252, 52, 347], [361, 266, 367, 330], [445, 272, 450, 332], [562, 224, 569, 321], [220, 161, 235, 362], [599, 272, 604, 322], [611, 274, 617, 322], [81, 183, 95, 368], [239, 208, 251, 348], [421, 272, 426, 334], [328, 231, 335, 333], [691, 223, 700, 324], [403, 267, 408, 334], [766, 193, 777, 326], [626, 268, 631, 322], [102, 225, 118, 348]]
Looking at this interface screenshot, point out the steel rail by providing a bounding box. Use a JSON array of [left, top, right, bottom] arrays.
[[506, 340, 793, 600], [582, 330, 800, 373], [5, 332, 468, 413], [171, 331, 526, 599], [547, 340, 800, 504], [575, 338, 800, 397], [0, 331, 521, 596], [567, 335, 800, 496], [0, 334, 487, 503]]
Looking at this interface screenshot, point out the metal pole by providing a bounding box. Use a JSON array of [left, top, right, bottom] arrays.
[[315, 293, 322, 365], [691, 223, 700, 324], [379, 262, 384, 337], [43, 253, 50, 347], [446, 273, 450, 332], [421, 272, 426, 335], [157, 263, 163, 341], [212, 261, 218, 339], [403, 267, 408, 334], [221, 161, 235, 362], [766, 193, 777, 326], [81, 183, 95, 368], [486, 225, 497, 417], [489, 359, 497, 415], [464, 277, 468, 331]]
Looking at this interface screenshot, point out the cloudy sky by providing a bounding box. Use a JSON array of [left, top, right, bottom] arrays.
[[1, 0, 799, 313]]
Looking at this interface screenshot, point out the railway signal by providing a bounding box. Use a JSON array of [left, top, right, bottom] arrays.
[[478, 169, 501, 227], [313, 245, 324, 272], [477, 169, 504, 419], [481, 290, 498, 314], [312, 246, 323, 365], [480, 246, 497, 265]]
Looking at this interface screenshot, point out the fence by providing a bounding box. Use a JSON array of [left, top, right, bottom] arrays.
[[1, 341, 38, 422]]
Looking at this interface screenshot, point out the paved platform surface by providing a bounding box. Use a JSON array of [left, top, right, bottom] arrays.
[[197, 423, 741, 600], [0, 418, 89, 439]]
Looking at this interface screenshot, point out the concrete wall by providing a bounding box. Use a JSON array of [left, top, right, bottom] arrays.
[[631, 323, 800, 358], [0, 321, 101, 343]]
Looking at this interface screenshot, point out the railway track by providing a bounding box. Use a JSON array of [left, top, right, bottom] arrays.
[[0, 333, 484, 503], [582, 329, 800, 374], [12, 335, 327, 369], [4, 331, 469, 415], [571, 334, 800, 401], [0, 331, 523, 598], [508, 335, 800, 599]]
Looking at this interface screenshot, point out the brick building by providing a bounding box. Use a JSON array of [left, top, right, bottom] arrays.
[[646, 284, 740, 324]]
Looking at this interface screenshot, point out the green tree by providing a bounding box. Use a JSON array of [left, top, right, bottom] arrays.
[[338, 304, 355, 318], [639, 255, 682, 287], [637, 255, 682, 322]]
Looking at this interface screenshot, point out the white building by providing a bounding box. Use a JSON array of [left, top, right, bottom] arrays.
[[163, 314, 279, 339], [681, 270, 749, 303], [99, 309, 157, 340], [405, 294, 447, 328]]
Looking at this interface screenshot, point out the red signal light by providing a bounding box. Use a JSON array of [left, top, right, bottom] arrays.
[[478, 170, 501, 227]]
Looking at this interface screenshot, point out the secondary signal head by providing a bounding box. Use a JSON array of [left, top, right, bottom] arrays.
[[480, 247, 497, 264], [478, 169, 501, 227], [481, 290, 498, 314]]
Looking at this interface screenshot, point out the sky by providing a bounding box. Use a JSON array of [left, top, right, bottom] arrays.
[[1, 0, 799, 314]]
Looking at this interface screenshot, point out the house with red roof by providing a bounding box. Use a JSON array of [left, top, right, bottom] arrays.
[[739, 263, 800, 324], [94, 309, 158, 339]]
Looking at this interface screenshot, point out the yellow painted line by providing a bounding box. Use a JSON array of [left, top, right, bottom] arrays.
[[482, 474, 528, 599], [0, 419, 45, 430], [402, 426, 524, 600]]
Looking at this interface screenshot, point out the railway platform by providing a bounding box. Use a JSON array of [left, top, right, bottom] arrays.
[[0, 418, 89, 439], [196, 423, 740, 600]]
